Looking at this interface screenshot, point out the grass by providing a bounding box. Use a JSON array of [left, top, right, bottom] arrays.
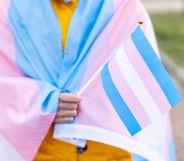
[[151, 12, 184, 67]]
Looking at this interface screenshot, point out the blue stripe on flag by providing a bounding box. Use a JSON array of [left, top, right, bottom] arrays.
[[101, 63, 142, 135], [169, 137, 177, 161], [131, 26, 180, 107]]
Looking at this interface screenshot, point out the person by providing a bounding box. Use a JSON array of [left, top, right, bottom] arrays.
[[0, 0, 178, 160], [33, 0, 131, 160]]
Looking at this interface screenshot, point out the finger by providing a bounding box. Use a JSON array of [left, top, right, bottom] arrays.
[[60, 93, 82, 103], [57, 109, 77, 117], [59, 102, 78, 110], [54, 117, 74, 124]]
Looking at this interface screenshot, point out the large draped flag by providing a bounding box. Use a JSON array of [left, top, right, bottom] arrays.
[[0, 0, 180, 161]]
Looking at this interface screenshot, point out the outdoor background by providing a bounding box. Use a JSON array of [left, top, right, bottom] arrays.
[[142, 0, 184, 160]]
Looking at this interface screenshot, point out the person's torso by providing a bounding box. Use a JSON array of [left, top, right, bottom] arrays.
[[34, 1, 131, 160]]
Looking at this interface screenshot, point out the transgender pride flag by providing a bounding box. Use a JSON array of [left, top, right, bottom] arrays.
[[100, 26, 180, 135], [54, 26, 180, 160], [0, 0, 180, 161]]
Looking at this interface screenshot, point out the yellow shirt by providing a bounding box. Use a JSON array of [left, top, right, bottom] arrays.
[[34, 1, 131, 160], [51, 0, 78, 50]]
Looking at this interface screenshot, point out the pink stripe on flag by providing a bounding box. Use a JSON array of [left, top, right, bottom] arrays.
[[124, 37, 171, 113], [77, 74, 130, 136], [81, 0, 144, 86], [0, 0, 10, 20], [0, 77, 56, 161], [113, 0, 123, 11], [108, 55, 151, 128], [108, 0, 144, 47], [0, 22, 22, 76]]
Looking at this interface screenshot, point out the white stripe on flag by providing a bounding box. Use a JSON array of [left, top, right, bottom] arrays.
[[0, 134, 25, 161], [115, 44, 162, 122], [54, 124, 164, 161]]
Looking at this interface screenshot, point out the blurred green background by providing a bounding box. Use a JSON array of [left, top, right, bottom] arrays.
[[151, 12, 184, 67]]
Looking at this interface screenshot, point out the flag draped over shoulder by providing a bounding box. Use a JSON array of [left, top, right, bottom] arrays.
[[0, 0, 180, 161]]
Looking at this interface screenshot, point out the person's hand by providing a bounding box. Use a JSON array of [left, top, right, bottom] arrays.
[[54, 93, 81, 124]]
